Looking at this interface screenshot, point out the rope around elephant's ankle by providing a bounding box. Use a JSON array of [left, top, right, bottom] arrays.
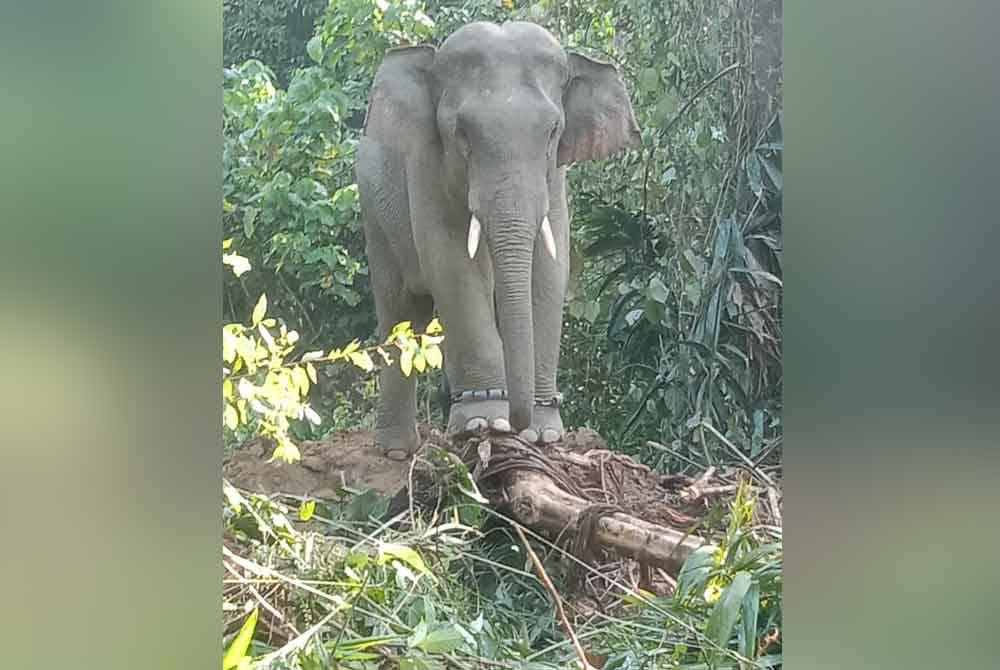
[[450, 389, 563, 408], [534, 392, 564, 408], [451, 388, 508, 403]]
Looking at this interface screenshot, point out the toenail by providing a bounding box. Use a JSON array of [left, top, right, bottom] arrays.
[[519, 428, 539, 443], [540, 429, 560, 443], [491, 418, 511, 432], [465, 417, 488, 432]]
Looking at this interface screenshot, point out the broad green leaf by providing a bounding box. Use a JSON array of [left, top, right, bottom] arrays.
[[412, 623, 466, 654], [222, 607, 258, 669], [242, 206, 258, 238], [298, 499, 316, 521], [705, 571, 753, 663], [740, 582, 761, 660], [648, 276, 669, 303], [639, 67, 660, 93], [306, 35, 324, 64], [676, 545, 718, 600], [251, 294, 267, 326], [652, 92, 678, 126]]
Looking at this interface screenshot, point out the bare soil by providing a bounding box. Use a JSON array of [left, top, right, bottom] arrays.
[[224, 429, 410, 498], [223, 426, 750, 535]]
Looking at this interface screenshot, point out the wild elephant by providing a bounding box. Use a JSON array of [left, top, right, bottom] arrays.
[[356, 21, 639, 459]]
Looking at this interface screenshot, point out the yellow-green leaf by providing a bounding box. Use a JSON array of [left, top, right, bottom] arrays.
[[378, 543, 432, 578], [224, 404, 239, 431], [399, 347, 414, 376], [222, 607, 258, 670], [391, 321, 412, 337], [298, 499, 316, 521], [222, 329, 237, 364], [222, 238, 233, 250], [425, 317, 443, 335], [223, 252, 251, 277], [305, 362, 317, 383], [292, 366, 310, 395], [223, 378, 234, 401], [251, 294, 267, 326], [623, 588, 657, 607], [423, 344, 443, 369], [412, 349, 426, 373], [349, 350, 375, 372], [270, 440, 301, 464]]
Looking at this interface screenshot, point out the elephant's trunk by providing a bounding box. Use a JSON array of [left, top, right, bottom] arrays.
[[482, 204, 538, 431]]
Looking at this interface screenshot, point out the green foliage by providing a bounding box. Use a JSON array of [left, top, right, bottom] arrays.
[[223, 473, 781, 670], [672, 480, 783, 666], [223, 59, 371, 350], [222, 238, 443, 463], [224, 0, 329, 86]]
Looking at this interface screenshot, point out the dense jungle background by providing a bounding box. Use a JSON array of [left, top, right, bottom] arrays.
[[222, 1, 782, 668]]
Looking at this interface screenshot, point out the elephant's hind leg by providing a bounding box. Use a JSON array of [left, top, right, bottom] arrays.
[[367, 228, 433, 461]]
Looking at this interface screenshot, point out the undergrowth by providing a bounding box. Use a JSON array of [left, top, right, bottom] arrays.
[[222, 471, 782, 669]]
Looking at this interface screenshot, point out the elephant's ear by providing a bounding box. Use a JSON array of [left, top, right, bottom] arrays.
[[363, 45, 437, 153], [558, 53, 642, 166]]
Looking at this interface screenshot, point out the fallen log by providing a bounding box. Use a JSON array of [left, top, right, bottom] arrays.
[[502, 469, 711, 573], [225, 428, 718, 578], [460, 433, 716, 576]]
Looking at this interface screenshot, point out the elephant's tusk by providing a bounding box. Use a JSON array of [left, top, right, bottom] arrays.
[[467, 215, 482, 259], [540, 216, 557, 261]]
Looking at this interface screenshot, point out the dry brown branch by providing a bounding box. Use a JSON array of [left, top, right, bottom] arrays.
[[680, 466, 717, 501], [512, 522, 596, 670]]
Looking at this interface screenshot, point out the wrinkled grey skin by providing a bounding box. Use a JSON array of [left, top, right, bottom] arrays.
[[356, 21, 640, 458]]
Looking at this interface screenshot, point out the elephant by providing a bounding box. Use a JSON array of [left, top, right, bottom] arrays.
[[355, 21, 640, 459]]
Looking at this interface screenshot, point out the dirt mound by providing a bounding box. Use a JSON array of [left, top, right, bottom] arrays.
[[224, 426, 751, 536], [224, 429, 409, 498]]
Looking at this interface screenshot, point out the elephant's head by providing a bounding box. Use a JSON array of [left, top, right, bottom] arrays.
[[364, 22, 640, 430]]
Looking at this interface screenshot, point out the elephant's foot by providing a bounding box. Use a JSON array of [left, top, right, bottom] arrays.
[[447, 392, 511, 437], [376, 424, 420, 462], [518, 398, 565, 445]]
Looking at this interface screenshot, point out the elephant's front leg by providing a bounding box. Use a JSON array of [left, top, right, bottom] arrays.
[[524, 182, 570, 444], [420, 220, 512, 437]]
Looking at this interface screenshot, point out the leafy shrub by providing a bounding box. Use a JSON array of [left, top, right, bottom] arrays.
[[224, 0, 329, 86], [222, 238, 443, 462]]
